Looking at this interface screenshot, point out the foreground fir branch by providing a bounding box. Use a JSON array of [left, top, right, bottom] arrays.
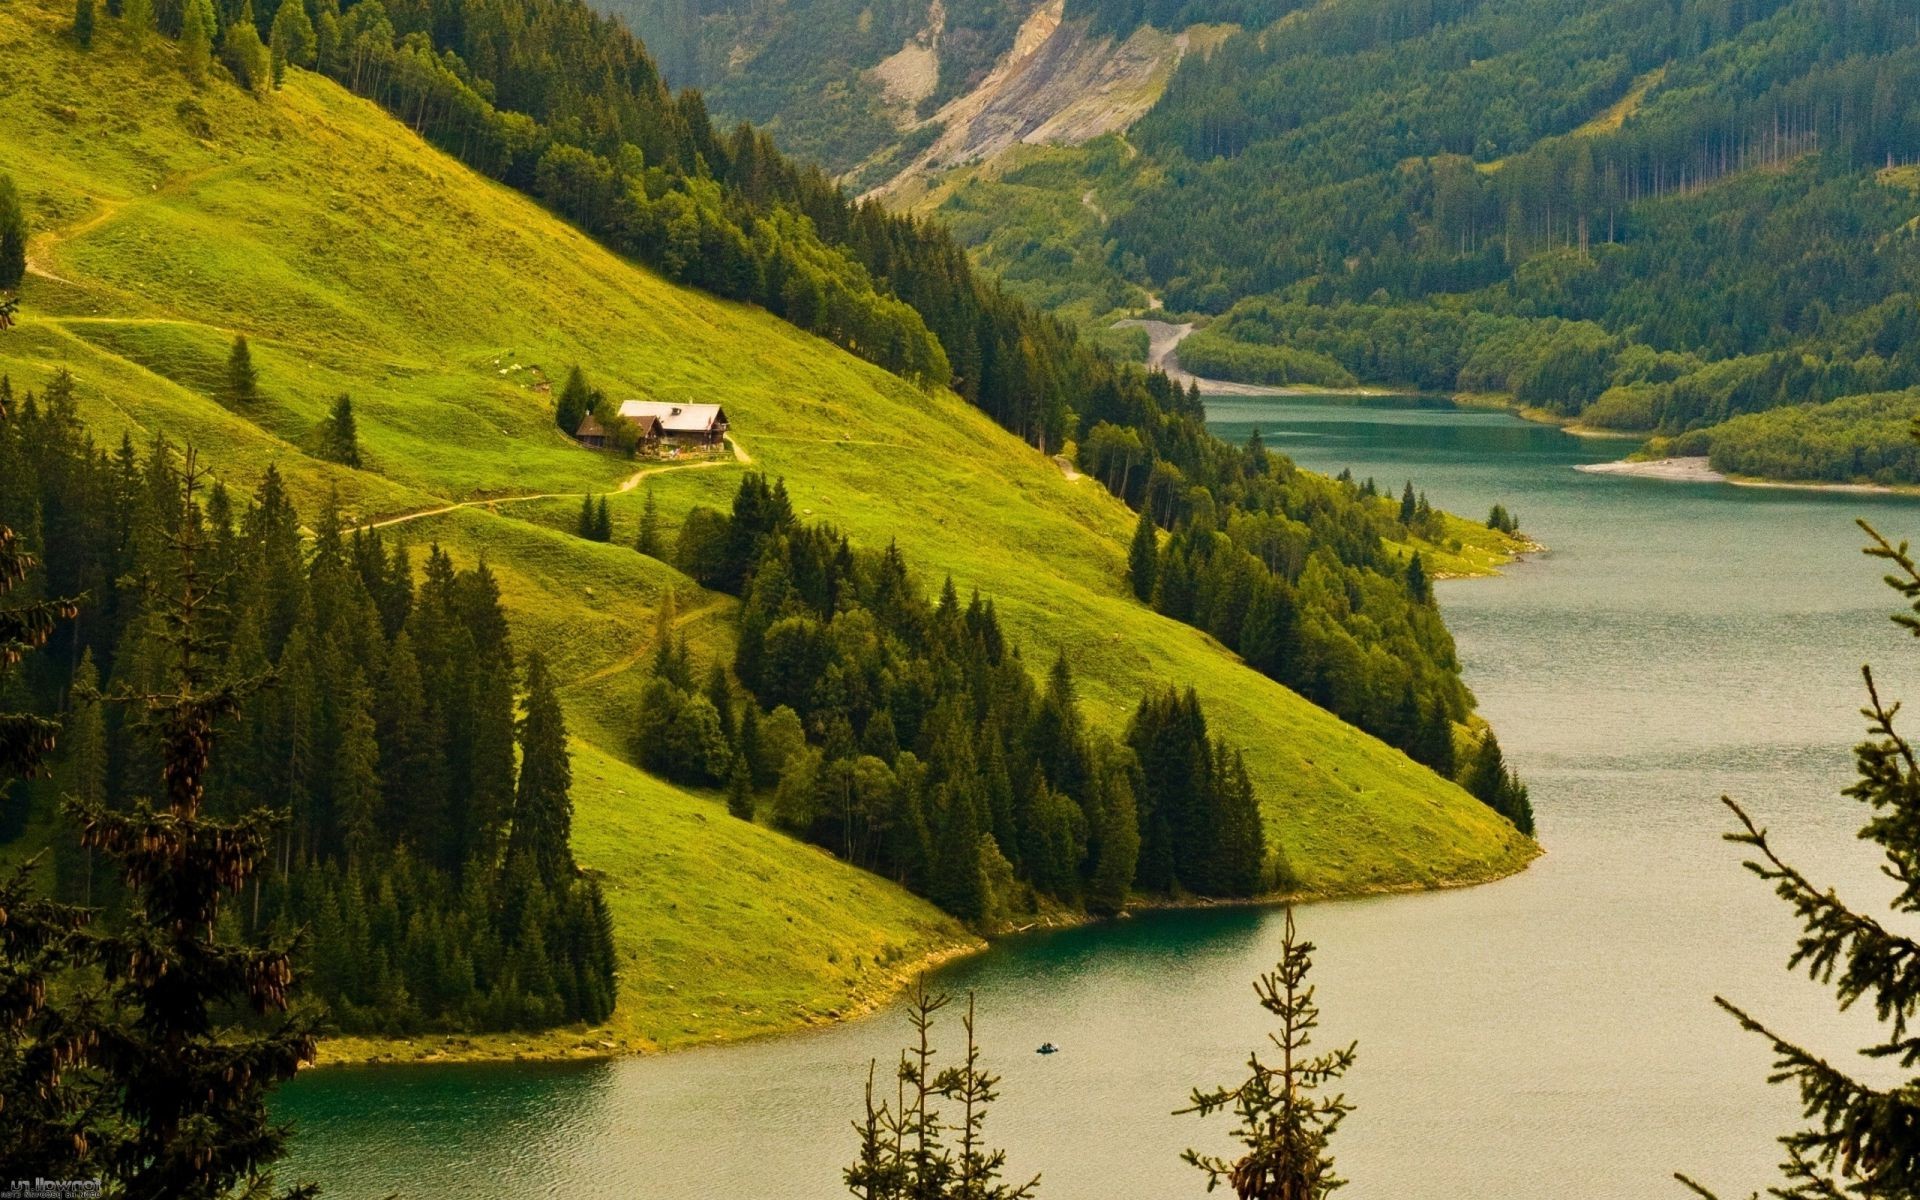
[[846, 978, 1039, 1200], [1679, 521, 1920, 1198], [69, 450, 318, 1198], [1181, 907, 1355, 1200]]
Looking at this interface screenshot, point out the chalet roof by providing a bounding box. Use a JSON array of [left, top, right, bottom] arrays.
[[617, 400, 728, 434], [575, 411, 608, 438]]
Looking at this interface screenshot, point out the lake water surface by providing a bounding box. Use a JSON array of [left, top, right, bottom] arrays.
[[280, 398, 1920, 1198]]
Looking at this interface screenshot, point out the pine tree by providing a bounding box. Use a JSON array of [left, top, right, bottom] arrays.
[[219, 0, 272, 94], [65, 451, 317, 1198], [577, 493, 597, 540], [0, 511, 94, 1179], [636, 483, 663, 557], [1464, 729, 1533, 835], [726, 752, 754, 821], [268, 0, 314, 84], [180, 0, 213, 84], [57, 649, 107, 905], [72, 0, 95, 47], [1128, 507, 1158, 603], [844, 981, 1038, 1200], [120, 0, 149, 42], [320, 393, 360, 467], [505, 651, 574, 881], [1405, 551, 1431, 605], [1398, 480, 1416, 525], [594, 496, 613, 543], [225, 333, 259, 405], [555, 365, 591, 434], [0, 173, 25, 292], [1679, 526, 1920, 1198], [1181, 907, 1354, 1200]]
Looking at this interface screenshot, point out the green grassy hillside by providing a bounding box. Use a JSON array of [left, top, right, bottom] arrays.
[[0, 0, 1530, 1057]]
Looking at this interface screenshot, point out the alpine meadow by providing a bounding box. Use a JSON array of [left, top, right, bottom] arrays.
[[5, 0, 1915, 1196]]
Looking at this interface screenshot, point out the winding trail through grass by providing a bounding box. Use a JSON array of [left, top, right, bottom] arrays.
[[368, 435, 750, 530], [26, 164, 240, 285]]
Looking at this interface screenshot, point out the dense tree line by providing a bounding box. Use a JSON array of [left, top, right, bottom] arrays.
[[0, 372, 614, 1034], [1119, 453, 1470, 780], [659, 472, 1266, 919], [1667, 387, 1920, 484], [0, 438, 318, 1197]]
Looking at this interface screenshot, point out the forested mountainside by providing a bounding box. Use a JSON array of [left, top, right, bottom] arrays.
[[814, 0, 1920, 485], [0, 0, 1532, 1057]]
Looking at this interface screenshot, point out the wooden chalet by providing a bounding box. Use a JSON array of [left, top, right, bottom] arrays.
[[617, 400, 730, 449], [575, 409, 663, 451]]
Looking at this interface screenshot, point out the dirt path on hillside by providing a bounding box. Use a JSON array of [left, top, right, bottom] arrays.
[[26, 165, 237, 285], [368, 435, 749, 530], [1114, 318, 1407, 397]]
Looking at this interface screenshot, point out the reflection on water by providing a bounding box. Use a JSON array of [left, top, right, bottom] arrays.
[[281, 397, 1920, 1199]]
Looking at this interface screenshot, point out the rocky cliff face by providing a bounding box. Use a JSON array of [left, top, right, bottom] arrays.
[[863, 0, 1201, 198]]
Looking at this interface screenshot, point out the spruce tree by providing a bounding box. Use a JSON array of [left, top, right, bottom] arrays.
[[505, 651, 574, 881], [0, 510, 95, 1179], [1128, 507, 1158, 603], [1679, 525, 1920, 1197], [268, 0, 314, 81], [577, 493, 596, 539], [844, 981, 1038, 1200], [180, 0, 213, 84], [1405, 551, 1431, 604], [0, 173, 25, 292], [1398, 480, 1416, 525], [555, 365, 591, 434], [594, 495, 613, 543], [1464, 729, 1533, 834], [726, 752, 754, 821], [219, 0, 272, 94], [66, 451, 317, 1198], [1181, 907, 1354, 1200], [321, 393, 360, 466], [225, 333, 259, 405], [72, 0, 95, 47], [57, 649, 107, 905], [636, 482, 663, 557]]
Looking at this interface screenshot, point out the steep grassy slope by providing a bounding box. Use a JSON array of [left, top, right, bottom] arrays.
[[0, 0, 1530, 1053]]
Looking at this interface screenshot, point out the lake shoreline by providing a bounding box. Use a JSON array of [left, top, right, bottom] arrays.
[[307, 843, 1542, 1072], [1578, 455, 1920, 496]]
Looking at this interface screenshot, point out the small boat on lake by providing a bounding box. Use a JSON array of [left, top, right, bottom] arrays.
[[1035, 1043, 1058, 1055]]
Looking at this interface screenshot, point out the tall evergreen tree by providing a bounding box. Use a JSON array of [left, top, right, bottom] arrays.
[[1680, 525, 1920, 1197], [1405, 552, 1431, 605], [594, 496, 613, 543], [1181, 908, 1354, 1200], [180, 0, 213, 84], [72, 0, 95, 48], [1464, 729, 1533, 835], [1128, 507, 1158, 603], [555, 365, 591, 435], [66, 451, 317, 1198], [219, 0, 272, 94], [505, 651, 573, 881], [320, 393, 360, 467], [0, 509, 95, 1181], [268, 0, 315, 82], [224, 333, 259, 406], [1398, 481, 1417, 526], [636, 483, 663, 557]]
